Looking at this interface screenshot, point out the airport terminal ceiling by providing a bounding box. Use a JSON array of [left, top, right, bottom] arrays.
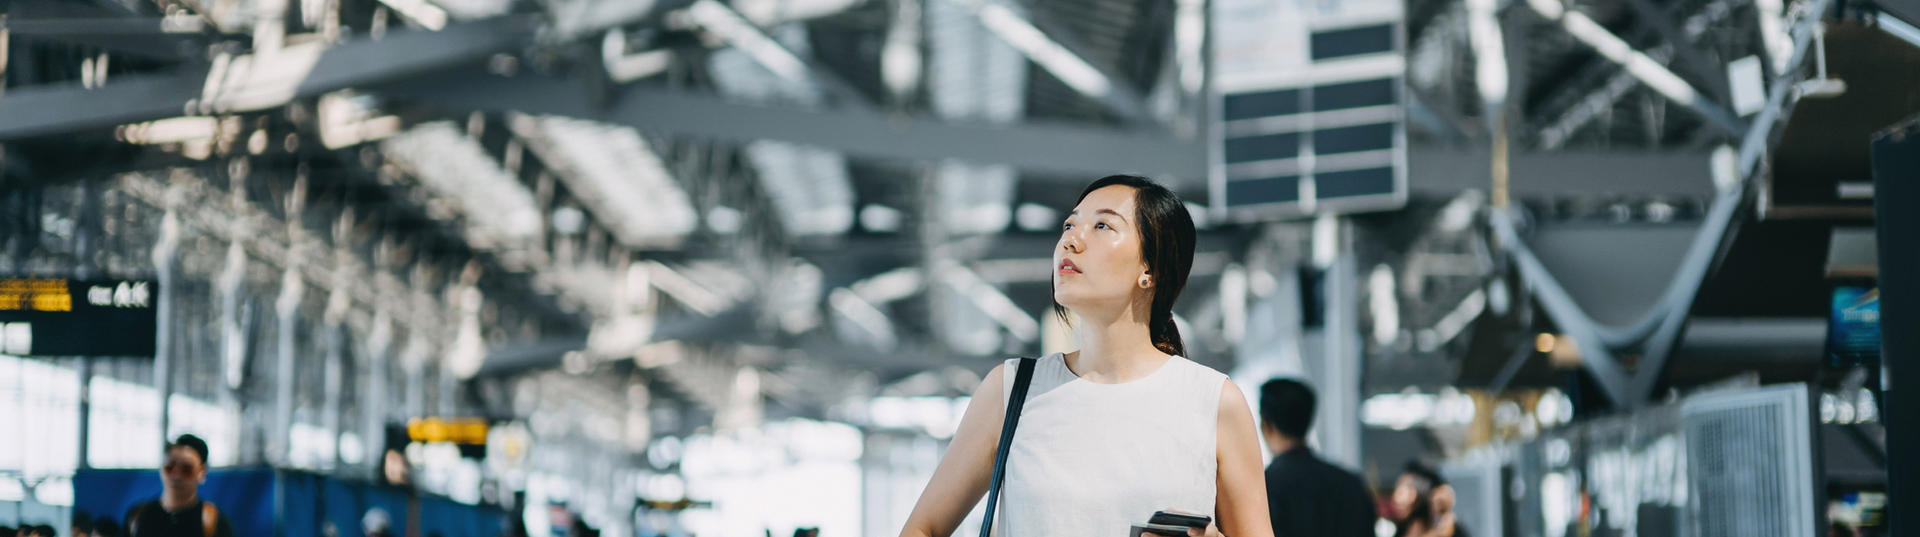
[[0, 0, 1915, 534]]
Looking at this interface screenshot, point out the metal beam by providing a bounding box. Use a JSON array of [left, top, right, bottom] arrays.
[[0, 71, 206, 140], [1, 17, 197, 36], [1491, 211, 1635, 407], [378, 69, 1210, 178], [0, 16, 536, 140], [0, 12, 212, 61], [1494, 0, 1834, 407], [549, 0, 699, 41], [1406, 86, 1483, 143], [1408, 148, 1718, 198], [1629, 0, 1839, 401]]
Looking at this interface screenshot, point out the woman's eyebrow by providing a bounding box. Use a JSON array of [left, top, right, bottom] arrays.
[[1067, 208, 1129, 223]]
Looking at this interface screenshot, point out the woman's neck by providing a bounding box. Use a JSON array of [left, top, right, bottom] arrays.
[[1065, 303, 1170, 383]]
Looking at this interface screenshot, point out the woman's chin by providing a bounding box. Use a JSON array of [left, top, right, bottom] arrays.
[[1052, 295, 1114, 315]]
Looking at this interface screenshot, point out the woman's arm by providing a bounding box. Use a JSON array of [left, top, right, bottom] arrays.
[[898, 363, 1009, 537], [1213, 379, 1274, 537]]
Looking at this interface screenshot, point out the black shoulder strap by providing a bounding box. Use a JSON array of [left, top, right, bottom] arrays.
[[979, 357, 1037, 537]]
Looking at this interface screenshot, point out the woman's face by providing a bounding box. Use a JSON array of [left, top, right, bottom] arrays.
[[1053, 185, 1150, 316], [1391, 474, 1424, 520]]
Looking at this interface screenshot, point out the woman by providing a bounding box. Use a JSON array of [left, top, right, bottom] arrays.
[[898, 175, 1273, 537], [1391, 461, 1464, 537]]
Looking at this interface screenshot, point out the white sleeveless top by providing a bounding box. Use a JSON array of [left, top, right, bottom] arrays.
[[993, 352, 1226, 536]]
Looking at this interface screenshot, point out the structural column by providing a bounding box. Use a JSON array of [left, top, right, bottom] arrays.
[[274, 170, 308, 466], [1870, 118, 1918, 535], [1318, 218, 1363, 469], [152, 180, 183, 447]]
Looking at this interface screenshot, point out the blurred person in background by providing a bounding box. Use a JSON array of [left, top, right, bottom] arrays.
[[125, 434, 235, 537], [1, 525, 14, 537], [26, 525, 56, 537], [92, 520, 122, 537], [568, 519, 599, 537], [898, 175, 1273, 537], [1390, 461, 1465, 537], [362, 508, 393, 537], [72, 512, 95, 537], [1258, 378, 1376, 537]]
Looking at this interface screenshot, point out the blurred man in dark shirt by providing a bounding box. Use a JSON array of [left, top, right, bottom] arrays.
[[73, 512, 95, 537], [124, 435, 234, 537], [1260, 379, 1378, 537]]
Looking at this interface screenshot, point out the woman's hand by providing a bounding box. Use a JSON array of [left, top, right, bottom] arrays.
[[1190, 520, 1226, 537], [1427, 486, 1459, 537]]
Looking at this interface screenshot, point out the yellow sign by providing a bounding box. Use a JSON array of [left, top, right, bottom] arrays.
[[406, 418, 490, 445], [0, 278, 73, 312]]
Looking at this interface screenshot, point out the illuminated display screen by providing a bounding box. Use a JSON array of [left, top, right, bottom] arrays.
[[0, 278, 158, 357], [1828, 286, 1880, 368]]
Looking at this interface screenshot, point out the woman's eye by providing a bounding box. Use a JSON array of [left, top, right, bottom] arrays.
[[1062, 222, 1073, 230], [1096, 222, 1110, 230]]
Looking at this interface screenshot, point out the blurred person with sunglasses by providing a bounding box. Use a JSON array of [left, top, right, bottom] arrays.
[[124, 435, 233, 537]]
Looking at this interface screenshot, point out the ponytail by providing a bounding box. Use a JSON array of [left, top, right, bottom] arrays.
[[1150, 312, 1185, 357]]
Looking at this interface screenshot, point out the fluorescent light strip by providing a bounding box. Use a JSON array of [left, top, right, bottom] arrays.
[[1424, 289, 1486, 351], [829, 288, 899, 350], [851, 267, 926, 303], [689, 0, 810, 83], [1467, 0, 1509, 105], [943, 261, 1040, 343], [1559, 11, 1699, 106], [120, 117, 220, 144], [1175, 0, 1206, 94], [197, 42, 326, 113], [603, 30, 674, 82], [972, 0, 1112, 98], [644, 262, 729, 316], [378, 0, 449, 31], [1527, 0, 1565, 20], [1755, 0, 1794, 72]]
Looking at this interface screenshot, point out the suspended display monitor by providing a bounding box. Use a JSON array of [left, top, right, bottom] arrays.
[[0, 277, 157, 357], [1209, 0, 1408, 222], [1827, 286, 1881, 369]]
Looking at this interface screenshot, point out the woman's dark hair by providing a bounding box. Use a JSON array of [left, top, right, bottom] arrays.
[[1051, 174, 1197, 357], [1402, 460, 1444, 487], [1395, 460, 1445, 531]]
